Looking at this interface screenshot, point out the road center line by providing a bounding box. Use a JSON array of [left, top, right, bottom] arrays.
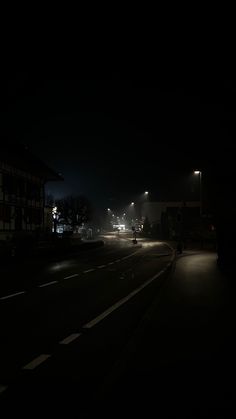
[[64, 274, 79, 279], [121, 250, 141, 260], [83, 265, 170, 329], [0, 291, 26, 300], [38, 280, 58, 288], [22, 354, 51, 370], [83, 269, 95, 273], [60, 333, 81, 345]]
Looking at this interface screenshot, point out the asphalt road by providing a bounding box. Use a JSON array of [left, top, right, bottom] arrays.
[[99, 250, 236, 418], [0, 233, 175, 414]]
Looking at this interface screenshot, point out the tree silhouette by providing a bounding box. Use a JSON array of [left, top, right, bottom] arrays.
[[55, 195, 92, 230]]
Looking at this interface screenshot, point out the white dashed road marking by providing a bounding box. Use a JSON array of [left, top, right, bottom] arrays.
[[38, 280, 58, 288], [97, 265, 106, 269], [0, 291, 26, 300], [60, 333, 81, 345], [121, 250, 141, 260], [83, 269, 95, 273], [22, 354, 51, 370], [64, 274, 79, 279]]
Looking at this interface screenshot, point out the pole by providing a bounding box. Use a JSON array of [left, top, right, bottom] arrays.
[[199, 171, 202, 217]]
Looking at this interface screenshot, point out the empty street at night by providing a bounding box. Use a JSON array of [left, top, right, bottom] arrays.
[[0, 234, 174, 407], [0, 234, 235, 417], [2, 61, 236, 418]]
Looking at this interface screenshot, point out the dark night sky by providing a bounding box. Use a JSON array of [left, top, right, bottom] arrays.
[[3, 60, 236, 211]]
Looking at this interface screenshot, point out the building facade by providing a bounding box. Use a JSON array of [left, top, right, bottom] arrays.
[[0, 143, 62, 240], [141, 201, 201, 224], [141, 200, 201, 240]]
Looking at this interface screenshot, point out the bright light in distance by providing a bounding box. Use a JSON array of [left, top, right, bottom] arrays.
[[123, 213, 126, 216], [112, 224, 126, 230], [194, 170, 201, 174], [107, 208, 111, 211], [144, 191, 149, 195], [131, 202, 134, 206]]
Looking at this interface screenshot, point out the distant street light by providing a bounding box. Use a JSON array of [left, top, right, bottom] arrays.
[[131, 202, 134, 206], [194, 170, 202, 216], [144, 191, 149, 195]]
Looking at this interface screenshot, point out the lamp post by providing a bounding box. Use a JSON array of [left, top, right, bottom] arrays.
[[194, 170, 202, 216], [139, 191, 149, 226]]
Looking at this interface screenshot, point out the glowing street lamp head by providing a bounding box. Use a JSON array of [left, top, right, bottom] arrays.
[[144, 191, 149, 195], [131, 202, 134, 206], [107, 208, 111, 211], [194, 170, 201, 175]]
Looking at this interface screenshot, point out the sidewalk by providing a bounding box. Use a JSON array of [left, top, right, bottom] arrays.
[[98, 250, 236, 418]]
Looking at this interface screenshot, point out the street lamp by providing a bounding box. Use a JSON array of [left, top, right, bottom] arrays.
[[144, 191, 149, 195], [194, 170, 202, 216]]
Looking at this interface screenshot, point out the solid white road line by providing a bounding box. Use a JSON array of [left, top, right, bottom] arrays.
[[22, 354, 51, 370], [38, 280, 58, 288], [83, 269, 95, 273], [0, 291, 26, 300], [0, 385, 8, 394], [64, 274, 79, 279], [83, 266, 169, 329], [59, 333, 81, 345]]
